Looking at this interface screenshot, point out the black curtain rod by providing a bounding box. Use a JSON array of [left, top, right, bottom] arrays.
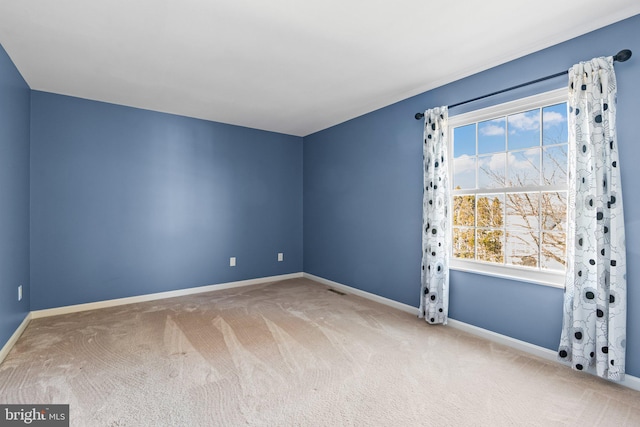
[[414, 49, 632, 120]]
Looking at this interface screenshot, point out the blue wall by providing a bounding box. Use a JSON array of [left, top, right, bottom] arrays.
[[303, 14, 640, 376], [30, 92, 303, 310], [0, 44, 30, 348]]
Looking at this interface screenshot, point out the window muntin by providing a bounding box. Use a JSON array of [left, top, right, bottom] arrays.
[[449, 90, 568, 285]]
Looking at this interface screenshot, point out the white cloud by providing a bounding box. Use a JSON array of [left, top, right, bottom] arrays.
[[490, 153, 506, 170], [508, 111, 540, 132], [478, 150, 537, 173], [454, 155, 476, 188], [454, 154, 475, 171], [480, 124, 505, 136], [542, 111, 566, 126], [508, 150, 539, 174]]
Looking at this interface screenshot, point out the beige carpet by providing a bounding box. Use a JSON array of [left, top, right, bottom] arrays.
[[1, 278, 639, 426]]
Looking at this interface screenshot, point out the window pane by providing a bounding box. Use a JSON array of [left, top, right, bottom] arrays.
[[543, 103, 568, 146], [541, 232, 566, 270], [507, 109, 540, 150], [508, 148, 540, 186], [506, 230, 539, 268], [506, 192, 540, 230], [541, 191, 567, 231], [453, 227, 475, 259], [478, 153, 506, 188], [477, 194, 504, 228], [478, 118, 505, 154], [453, 156, 475, 190], [542, 145, 567, 185], [477, 229, 504, 263], [453, 195, 475, 226], [453, 124, 476, 158]]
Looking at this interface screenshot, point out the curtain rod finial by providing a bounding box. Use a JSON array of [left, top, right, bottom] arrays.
[[415, 112, 424, 120], [614, 49, 632, 62]]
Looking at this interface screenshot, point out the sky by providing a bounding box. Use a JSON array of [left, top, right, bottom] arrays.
[[453, 102, 567, 190]]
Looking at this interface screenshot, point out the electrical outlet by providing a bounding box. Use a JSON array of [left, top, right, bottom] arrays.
[[230, 257, 236, 267], [18, 285, 22, 301], [278, 253, 284, 262]]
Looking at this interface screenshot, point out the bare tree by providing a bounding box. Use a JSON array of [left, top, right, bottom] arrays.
[[453, 147, 567, 269]]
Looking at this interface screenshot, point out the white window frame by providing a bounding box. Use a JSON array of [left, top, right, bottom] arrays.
[[448, 88, 568, 288]]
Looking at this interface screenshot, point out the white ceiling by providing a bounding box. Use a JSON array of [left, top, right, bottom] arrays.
[[0, 1, 638, 137]]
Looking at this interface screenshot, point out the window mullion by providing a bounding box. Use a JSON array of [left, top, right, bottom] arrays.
[[474, 123, 478, 260]]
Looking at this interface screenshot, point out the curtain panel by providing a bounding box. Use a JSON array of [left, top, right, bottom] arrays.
[[558, 57, 627, 381], [420, 106, 450, 325]]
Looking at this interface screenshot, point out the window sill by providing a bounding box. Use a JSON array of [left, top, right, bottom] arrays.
[[449, 259, 565, 289]]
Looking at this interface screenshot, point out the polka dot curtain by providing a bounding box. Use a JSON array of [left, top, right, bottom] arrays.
[[419, 106, 450, 325], [558, 57, 627, 381]]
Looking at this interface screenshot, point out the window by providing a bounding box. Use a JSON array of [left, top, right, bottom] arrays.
[[448, 89, 568, 287]]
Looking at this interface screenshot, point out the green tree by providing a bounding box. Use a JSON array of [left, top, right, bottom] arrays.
[[453, 194, 474, 226], [453, 193, 475, 259], [453, 228, 475, 259], [476, 196, 504, 262]]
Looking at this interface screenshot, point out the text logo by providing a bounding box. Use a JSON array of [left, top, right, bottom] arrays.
[[0, 405, 68, 427]]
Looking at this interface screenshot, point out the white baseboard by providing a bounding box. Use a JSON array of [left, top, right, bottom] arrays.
[[446, 319, 558, 363], [623, 371, 640, 391], [302, 272, 640, 393], [303, 272, 419, 316], [446, 319, 640, 392], [0, 313, 32, 365], [31, 272, 303, 319]]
